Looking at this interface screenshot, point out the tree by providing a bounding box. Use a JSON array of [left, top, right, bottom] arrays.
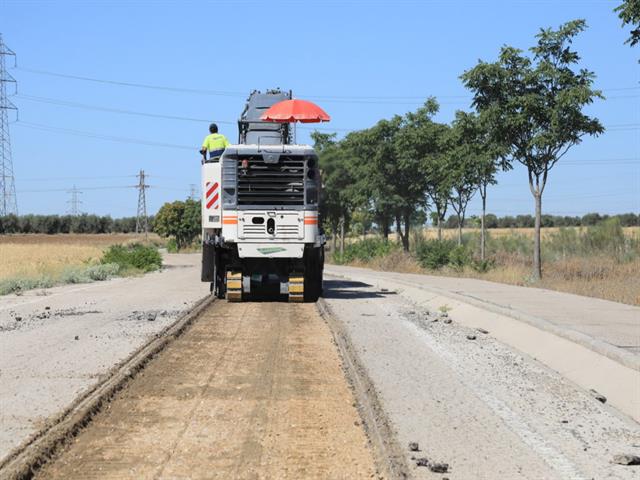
[[453, 112, 507, 258], [154, 199, 201, 249], [423, 123, 453, 241], [393, 99, 443, 250], [615, 0, 640, 52], [444, 115, 482, 245], [311, 131, 354, 254], [461, 20, 604, 279]]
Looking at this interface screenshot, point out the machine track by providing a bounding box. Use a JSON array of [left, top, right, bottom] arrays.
[[14, 299, 381, 480]]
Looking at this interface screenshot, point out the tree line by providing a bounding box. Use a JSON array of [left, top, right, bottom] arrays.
[[0, 214, 153, 235], [314, 18, 625, 279], [443, 212, 639, 229]]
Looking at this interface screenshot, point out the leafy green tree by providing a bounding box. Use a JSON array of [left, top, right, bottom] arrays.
[[154, 199, 201, 249], [424, 123, 453, 241], [345, 119, 404, 247], [453, 112, 507, 258], [461, 20, 604, 279], [311, 131, 354, 254], [395, 99, 447, 249], [615, 0, 640, 53]]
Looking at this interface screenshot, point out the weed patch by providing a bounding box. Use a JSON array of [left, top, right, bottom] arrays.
[[101, 244, 162, 273]]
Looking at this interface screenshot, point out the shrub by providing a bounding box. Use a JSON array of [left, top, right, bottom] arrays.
[[86, 263, 120, 281], [333, 238, 398, 264], [471, 258, 495, 273], [0, 276, 55, 295], [166, 238, 178, 253], [448, 245, 472, 270], [101, 243, 162, 273], [415, 239, 457, 269]]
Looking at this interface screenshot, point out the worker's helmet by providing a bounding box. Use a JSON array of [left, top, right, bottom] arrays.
[[209, 123, 218, 133]]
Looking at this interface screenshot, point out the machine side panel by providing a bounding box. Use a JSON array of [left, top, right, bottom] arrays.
[[202, 162, 222, 228]]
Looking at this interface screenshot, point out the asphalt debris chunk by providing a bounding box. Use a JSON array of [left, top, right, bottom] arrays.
[[477, 328, 489, 334], [466, 334, 477, 340], [147, 312, 158, 322], [443, 318, 452, 324], [415, 457, 429, 467], [408, 442, 419, 452], [589, 389, 607, 404], [429, 462, 449, 473], [74, 335, 79, 341], [613, 454, 640, 465]]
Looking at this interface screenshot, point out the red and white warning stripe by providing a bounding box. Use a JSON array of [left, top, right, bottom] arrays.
[[205, 181, 220, 209]]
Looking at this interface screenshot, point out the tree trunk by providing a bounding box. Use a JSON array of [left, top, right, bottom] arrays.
[[436, 209, 443, 241], [332, 223, 337, 253], [382, 218, 390, 240], [395, 214, 409, 251], [533, 192, 542, 280], [480, 186, 487, 261], [339, 217, 345, 256], [402, 208, 411, 252], [457, 214, 463, 246]]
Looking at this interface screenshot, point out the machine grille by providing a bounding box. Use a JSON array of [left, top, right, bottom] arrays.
[[237, 155, 305, 206]]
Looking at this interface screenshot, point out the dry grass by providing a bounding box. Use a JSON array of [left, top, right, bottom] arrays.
[[333, 226, 640, 306], [458, 257, 640, 306], [382, 226, 640, 241], [349, 253, 640, 306], [0, 233, 161, 281]]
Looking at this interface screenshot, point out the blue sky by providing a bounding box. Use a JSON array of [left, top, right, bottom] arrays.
[[2, 0, 639, 219]]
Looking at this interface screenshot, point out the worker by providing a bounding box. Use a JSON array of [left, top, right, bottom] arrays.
[[200, 123, 230, 161]]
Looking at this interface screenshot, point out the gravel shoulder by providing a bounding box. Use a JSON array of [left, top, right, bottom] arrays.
[[323, 277, 640, 479], [326, 264, 640, 423], [0, 253, 209, 461]]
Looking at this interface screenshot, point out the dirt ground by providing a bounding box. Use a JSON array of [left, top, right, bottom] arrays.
[[0, 253, 209, 458], [35, 301, 377, 480]]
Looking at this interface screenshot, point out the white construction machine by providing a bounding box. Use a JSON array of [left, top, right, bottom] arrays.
[[201, 89, 325, 302]]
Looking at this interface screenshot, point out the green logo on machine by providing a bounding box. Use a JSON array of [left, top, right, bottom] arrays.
[[257, 247, 287, 255]]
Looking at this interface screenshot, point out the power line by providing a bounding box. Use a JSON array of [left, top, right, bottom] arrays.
[[16, 66, 640, 103], [0, 34, 18, 216], [16, 67, 245, 97], [16, 94, 233, 125], [14, 121, 193, 150]]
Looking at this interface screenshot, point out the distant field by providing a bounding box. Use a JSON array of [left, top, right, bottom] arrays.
[[388, 226, 640, 240], [0, 233, 161, 281]]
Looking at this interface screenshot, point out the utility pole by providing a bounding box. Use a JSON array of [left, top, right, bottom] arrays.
[[66, 185, 82, 215], [0, 34, 18, 216], [135, 169, 149, 237]]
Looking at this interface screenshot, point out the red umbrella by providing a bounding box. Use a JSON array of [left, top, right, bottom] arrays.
[[260, 99, 330, 123]]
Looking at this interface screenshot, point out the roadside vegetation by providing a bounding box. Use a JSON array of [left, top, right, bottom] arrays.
[[0, 235, 163, 296], [331, 220, 640, 306], [315, 19, 606, 282], [154, 199, 201, 252]]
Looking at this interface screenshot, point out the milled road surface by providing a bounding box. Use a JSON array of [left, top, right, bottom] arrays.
[[35, 301, 377, 479], [0, 254, 209, 459]]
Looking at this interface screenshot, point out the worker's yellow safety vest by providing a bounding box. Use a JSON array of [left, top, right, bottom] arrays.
[[202, 133, 230, 152]]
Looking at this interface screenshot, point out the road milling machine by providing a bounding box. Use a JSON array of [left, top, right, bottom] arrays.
[[201, 89, 325, 302]]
